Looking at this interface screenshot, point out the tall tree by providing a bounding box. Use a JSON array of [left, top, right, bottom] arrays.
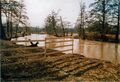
[[0, 0, 6, 39], [45, 11, 61, 36], [116, 0, 120, 42], [1, 0, 28, 39], [60, 16, 65, 37], [101, 0, 106, 39], [90, 0, 111, 40], [75, 0, 86, 39], [51, 11, 58, 36], [109, 0, 120, 42]]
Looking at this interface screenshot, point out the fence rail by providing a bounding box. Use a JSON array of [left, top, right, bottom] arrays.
[[11, 40, 45, 42], [1, 37, 74, 56], [44, 37, 73, 56]]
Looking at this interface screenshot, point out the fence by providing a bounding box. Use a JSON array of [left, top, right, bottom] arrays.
[[44, 36, 73, 56], [1, 37, 74, 56]]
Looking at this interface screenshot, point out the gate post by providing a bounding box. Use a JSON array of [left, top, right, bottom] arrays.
[[72, 37, 74, 55], [44, 38, 47, 57]]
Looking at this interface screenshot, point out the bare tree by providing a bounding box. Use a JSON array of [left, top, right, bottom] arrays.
[[0, 0, 6, 39], [1, 0, 28, 39], [76, 0, 86, 39], [45, 11, 61, 36], [101, 0, 106, 40], [116, 0, 120, 42], [60, 16, 65, 37], [90, 0, 112, 41]]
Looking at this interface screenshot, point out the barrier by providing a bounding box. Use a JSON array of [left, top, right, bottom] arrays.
[[1, 37, 74, 57], [44, 36, 73, 56]]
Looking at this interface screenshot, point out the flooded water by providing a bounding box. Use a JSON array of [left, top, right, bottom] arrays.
[[12, 34, 120, 64], [74, 39, 120, 64]]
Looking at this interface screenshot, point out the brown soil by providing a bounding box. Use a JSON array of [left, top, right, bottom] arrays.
[[1, 40, 120, 82]]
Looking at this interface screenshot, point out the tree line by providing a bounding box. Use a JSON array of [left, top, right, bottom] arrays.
[[75, 0, 120, 42], [45, 0, 120, 43], [0, 0, 28, 40], [0, 0, 119, 43], [45, 11, 74, 37]]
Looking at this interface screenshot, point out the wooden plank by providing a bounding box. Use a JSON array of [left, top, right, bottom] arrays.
[[71, 37, 74, 54], [11, 40, 45, 42], [46, 36, 73, 40], [44, 38, 47, 57], [1, 37, 74, 58], [60, 49, 73, 53], [46, 44, 73, 49], [46, 49, 73, 55], [46, 40, 73, 44]]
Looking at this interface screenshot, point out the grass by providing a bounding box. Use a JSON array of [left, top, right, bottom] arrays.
[[1, 40, 120, 82]]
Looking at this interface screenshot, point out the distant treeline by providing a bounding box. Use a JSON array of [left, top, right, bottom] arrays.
[[0, 0, 119, 43], [75, 0, 120, 43], [30, 27, 76, 35]]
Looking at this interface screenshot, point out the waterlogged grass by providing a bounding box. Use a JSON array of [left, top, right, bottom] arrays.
[[1, 40, 120, 82]]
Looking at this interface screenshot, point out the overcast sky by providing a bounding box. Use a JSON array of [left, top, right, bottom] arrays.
[[24, 0, 94, 27]]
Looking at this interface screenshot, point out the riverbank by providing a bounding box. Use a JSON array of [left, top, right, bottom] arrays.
[[74, 33, 120, 43], [1, 40, 120, 82]]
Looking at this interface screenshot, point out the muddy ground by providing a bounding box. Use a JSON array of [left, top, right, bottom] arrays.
[[1, 40, 120, 82]]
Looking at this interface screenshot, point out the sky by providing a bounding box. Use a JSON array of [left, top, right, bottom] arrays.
[[24, 0, 95, 27]]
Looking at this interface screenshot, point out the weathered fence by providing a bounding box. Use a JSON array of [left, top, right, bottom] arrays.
[[44, 36, 74, 56], [1, 37, 74, 57]]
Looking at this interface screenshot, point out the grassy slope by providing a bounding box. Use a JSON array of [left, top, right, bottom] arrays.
[[1, 40, 120, 82]]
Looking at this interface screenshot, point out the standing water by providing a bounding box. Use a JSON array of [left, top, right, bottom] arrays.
[[74, 39, 120, 64], [11, 34, 120, 64]]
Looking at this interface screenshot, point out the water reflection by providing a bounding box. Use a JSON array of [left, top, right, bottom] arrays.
[[12, 34, 120, 64], [46, 38, 57, 48], [74, 39, 120, 64], [114, 44, 119, 64], [46, 38, 73, 53]]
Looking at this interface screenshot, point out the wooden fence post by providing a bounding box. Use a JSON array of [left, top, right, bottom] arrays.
[[44, 38, 47, 57], [72, 37, 74, 55]]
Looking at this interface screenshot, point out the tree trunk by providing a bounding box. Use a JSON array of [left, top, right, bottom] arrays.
[[82, 11, 85, 39], [15, 24, 18, 38], [9, 21, 12, 38], [6, 14, 10, 38], [60, 16, 65, 37], [52, 16, 58, 37], [115, 1, 120, 43], [80, 1, 85, 39], [82, 27, 85, 39], [101, 0, 106, 41], [0, 1, 6, 40]]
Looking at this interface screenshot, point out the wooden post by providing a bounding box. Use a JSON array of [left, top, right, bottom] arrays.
[[72, 37, 74, 55], [44, 38, 47, 57], [25, 36, 27, 46]]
